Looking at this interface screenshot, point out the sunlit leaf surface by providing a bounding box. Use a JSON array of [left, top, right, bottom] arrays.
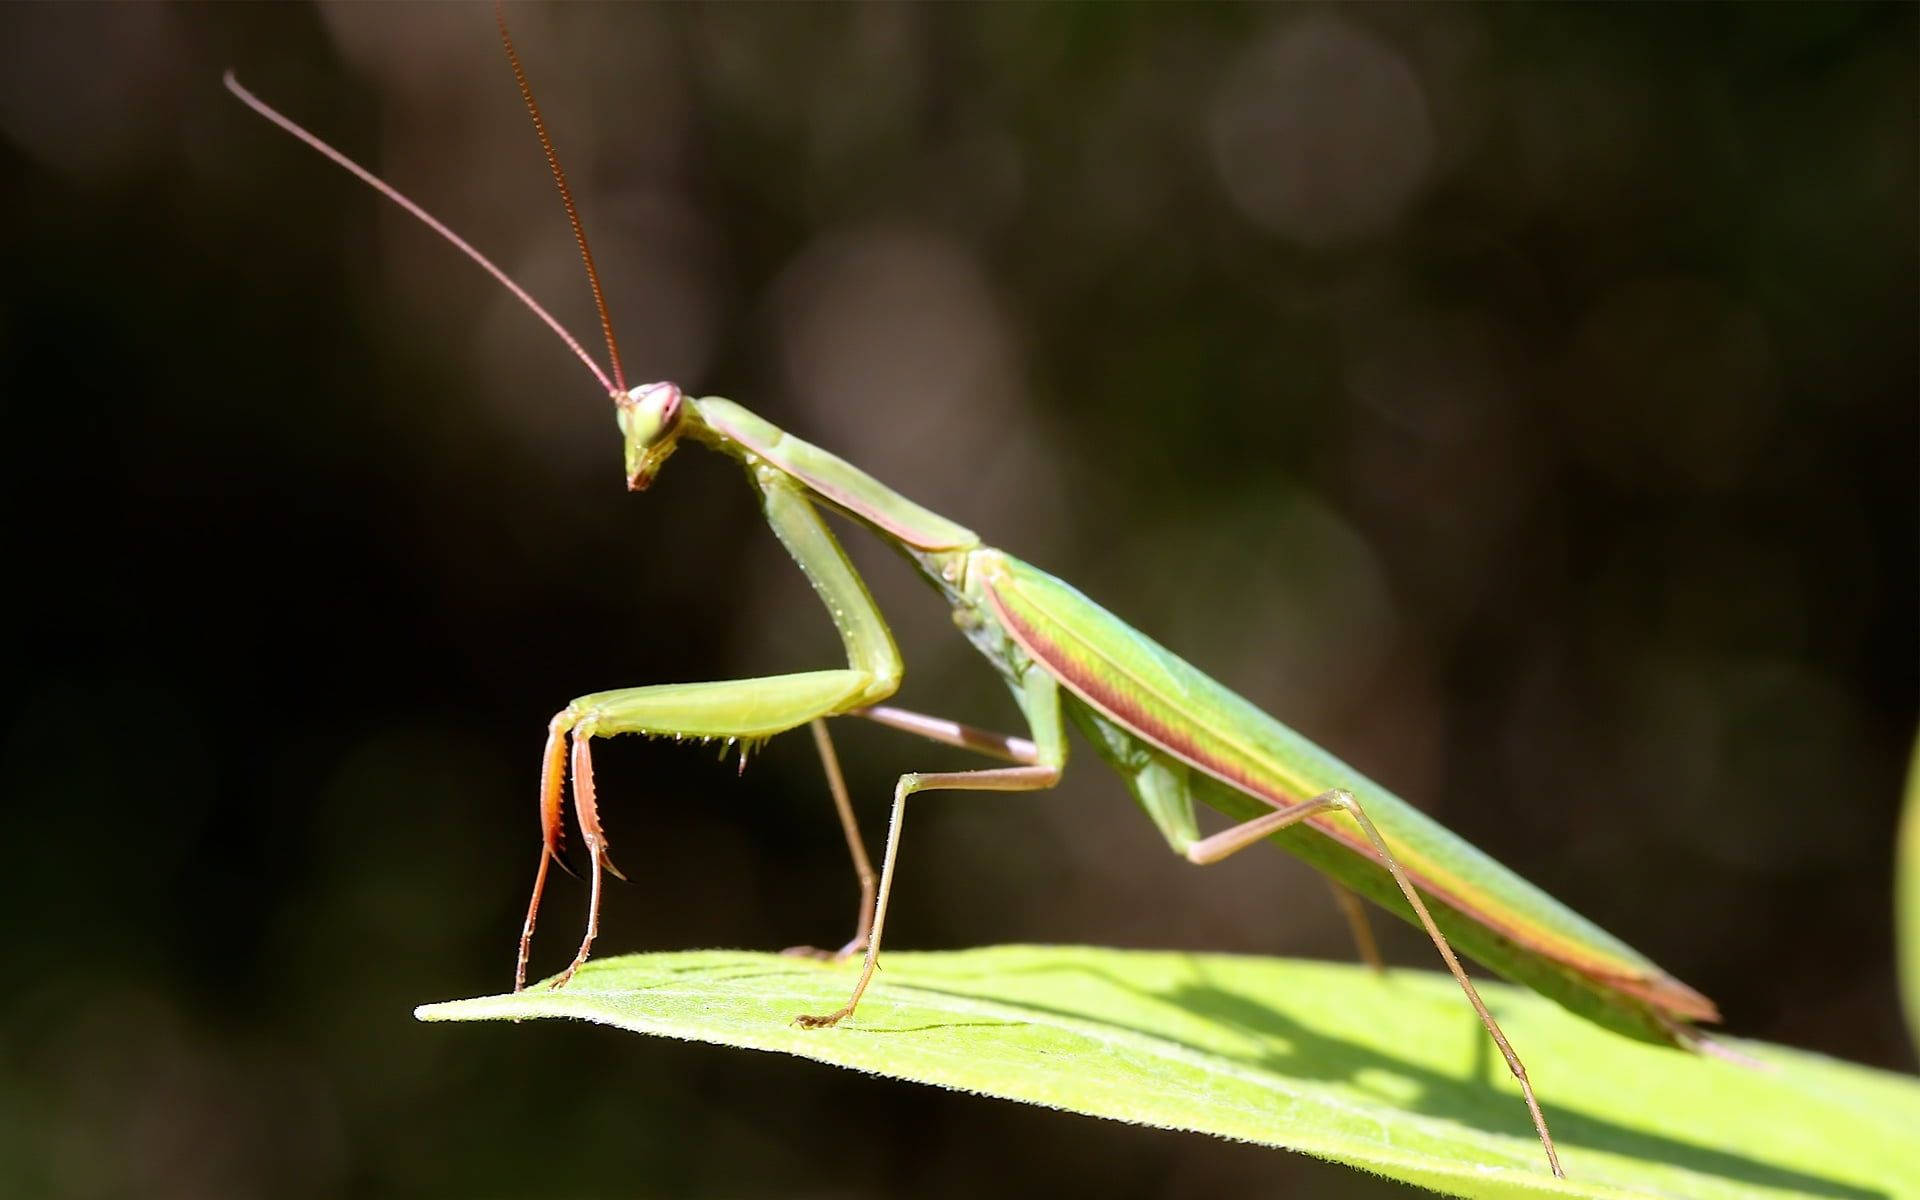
[[419, 948, 1919, 1199]]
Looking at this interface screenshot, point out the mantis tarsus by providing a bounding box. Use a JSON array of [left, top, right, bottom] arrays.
[[228, 20, 1727, 1179]]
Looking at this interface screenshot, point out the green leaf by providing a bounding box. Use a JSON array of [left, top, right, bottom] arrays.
[[417, 947, 1919, 1199]]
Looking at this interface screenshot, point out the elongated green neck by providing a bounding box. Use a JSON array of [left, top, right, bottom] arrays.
[[687, 397, 980, 553]]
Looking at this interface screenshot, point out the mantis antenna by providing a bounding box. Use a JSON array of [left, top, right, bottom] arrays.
[[494, 1, 628, 396], [221, 71, 621, 401]]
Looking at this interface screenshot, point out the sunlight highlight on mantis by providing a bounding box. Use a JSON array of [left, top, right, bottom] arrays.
[[227, 14, 1732, 1178]]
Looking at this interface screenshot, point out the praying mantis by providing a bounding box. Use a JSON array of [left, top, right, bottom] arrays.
[[227, 16, 1725, 1180]]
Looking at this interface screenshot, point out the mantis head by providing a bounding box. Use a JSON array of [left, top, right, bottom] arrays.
[[227, 42, 692, 495], [617, 382, 687, 491]]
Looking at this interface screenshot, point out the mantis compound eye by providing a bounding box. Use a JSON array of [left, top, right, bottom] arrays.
[[619, 382, 688, 491], [630, 381, 683, 428]]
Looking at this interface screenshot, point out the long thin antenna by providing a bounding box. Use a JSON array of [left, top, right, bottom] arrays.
[[495, 1, 628, 395], [223, 70, 619, 399]]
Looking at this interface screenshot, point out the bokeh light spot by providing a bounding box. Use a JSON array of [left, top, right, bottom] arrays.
[[1207, 17, 1435, 250]]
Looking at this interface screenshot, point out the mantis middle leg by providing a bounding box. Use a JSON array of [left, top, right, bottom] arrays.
[[793, 670, 1068, 1028], [786, 705, 1041, 963], [517, 466, 902, 991]]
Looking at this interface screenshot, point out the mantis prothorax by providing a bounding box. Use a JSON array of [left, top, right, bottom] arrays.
[[228, 18, 1726, 1179]]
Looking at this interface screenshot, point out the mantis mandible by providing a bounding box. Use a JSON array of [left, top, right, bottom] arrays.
[[228, 18, 1724, 1179]]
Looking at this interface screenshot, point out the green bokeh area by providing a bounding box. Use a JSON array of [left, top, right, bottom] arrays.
[[424, 948, 1920, 1200], [2, 3, 1915, 1197]]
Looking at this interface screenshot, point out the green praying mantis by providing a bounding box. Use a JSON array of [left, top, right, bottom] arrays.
[[228, 21, 1727, 1179]]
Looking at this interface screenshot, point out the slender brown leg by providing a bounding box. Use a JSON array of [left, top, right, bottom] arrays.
[[794, 764, 1062, 1029], [782, 720, 878, 961], [1186, 789, 1564, 1179], [853, 705, 1039, 764], [1326, 880, 1385, 973], [786, 707, 1045, 961]]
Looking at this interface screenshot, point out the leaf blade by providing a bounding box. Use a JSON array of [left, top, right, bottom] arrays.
[[418, 947, 1920, 1200]]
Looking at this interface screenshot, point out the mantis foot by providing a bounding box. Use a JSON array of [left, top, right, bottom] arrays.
[[779, 935, 867, 963], [548, 950, 590, 989], [793, 1005, 854, 1029]]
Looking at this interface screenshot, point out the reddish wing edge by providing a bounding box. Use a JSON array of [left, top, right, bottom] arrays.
[[983, 568, 1719, 1027]]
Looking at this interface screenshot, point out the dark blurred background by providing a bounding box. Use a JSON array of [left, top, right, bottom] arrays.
[[2, 4, 1914, 1197]]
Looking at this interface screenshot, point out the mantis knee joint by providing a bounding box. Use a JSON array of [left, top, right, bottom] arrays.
[[553, 705, 602, 739]]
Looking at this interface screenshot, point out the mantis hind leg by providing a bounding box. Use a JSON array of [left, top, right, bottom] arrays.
[[1074, 707, 1560, 1175], [1325, 880, 1384, 972], [1185, 790, 1564, 1179]]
